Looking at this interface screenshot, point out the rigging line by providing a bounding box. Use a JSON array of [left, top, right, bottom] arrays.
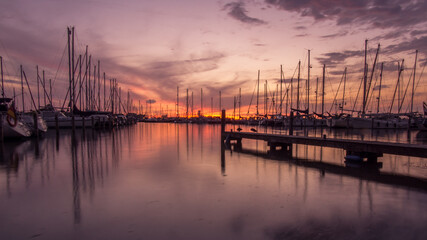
[[366, 67, 380, 112], [246, 79, 257, 115], [328, 70, 345, 113], [52, 41, 68, 87], [352, 77, 363, 113], [398, 69, 414, 113], [414, 59, 426, 93]]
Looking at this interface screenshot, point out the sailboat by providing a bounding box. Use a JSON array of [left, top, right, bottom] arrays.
[[0, 98, 32, 138]]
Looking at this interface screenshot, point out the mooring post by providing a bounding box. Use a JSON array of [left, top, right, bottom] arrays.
[[82, 116, 85, 129], [221, 109, 225, 145], [289, 111, 294, 136], [91, 116, 94, 128]]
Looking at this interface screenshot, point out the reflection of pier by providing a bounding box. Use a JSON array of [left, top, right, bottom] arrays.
[[226, 147, 427, 192]]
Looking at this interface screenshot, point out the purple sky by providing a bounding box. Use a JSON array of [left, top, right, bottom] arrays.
[[1, 0, 426, 115]]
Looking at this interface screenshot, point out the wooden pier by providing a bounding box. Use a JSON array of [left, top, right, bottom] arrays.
[[220, 111, 427, 162]]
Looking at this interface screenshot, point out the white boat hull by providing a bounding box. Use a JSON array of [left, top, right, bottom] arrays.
[[2, 115, 32, 138]]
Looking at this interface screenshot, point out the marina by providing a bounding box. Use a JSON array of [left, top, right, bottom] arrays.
[[1, 123, 426, 239], [1, 1, 427, 239]]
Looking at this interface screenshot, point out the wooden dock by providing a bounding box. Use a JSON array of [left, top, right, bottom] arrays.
[[223, 131, 427, 158], [219, 110, 427, 161]]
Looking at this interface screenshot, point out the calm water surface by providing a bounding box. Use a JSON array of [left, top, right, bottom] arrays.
[[1, 123, 426, 240]]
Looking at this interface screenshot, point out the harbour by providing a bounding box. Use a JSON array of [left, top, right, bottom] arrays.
[[1, 1, 427, 239], [1, 123, 427, 239]]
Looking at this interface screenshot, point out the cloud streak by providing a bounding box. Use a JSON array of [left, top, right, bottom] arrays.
[[224, 2, 267, 25], [265, 0, 427, 30]]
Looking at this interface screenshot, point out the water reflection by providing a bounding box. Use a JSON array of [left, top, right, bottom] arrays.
[[0, 124, 426, 240]]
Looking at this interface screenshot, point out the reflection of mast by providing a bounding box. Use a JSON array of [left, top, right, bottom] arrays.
[[71, 136, 81, 224]]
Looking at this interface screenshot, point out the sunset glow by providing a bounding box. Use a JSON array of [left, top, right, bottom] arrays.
[[1, 0, 426, 117]]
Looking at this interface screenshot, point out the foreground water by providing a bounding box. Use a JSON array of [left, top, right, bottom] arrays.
[[1, 123, 426, 240]]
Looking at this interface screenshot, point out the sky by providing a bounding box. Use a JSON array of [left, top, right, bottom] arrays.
[[0, 0, 426, 116]]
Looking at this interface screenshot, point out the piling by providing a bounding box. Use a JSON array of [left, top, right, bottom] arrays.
[[221, 109, 226, 173], [221, 110, 225, 144], [91, 116, 94, 128], [82, 116, 85, 128], [289, 111, 294, 136]]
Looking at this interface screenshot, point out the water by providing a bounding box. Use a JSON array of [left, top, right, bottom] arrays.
[[1, 123, 426, 239]]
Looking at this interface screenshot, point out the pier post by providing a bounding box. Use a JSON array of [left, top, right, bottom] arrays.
[[82, 116, 85, 129], [91, 116, 94, 128], [221, 109, 225, 145], [289, 111, 294, 136]]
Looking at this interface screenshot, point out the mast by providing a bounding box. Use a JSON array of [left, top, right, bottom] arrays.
[[67, 27, 72, 112], [0, 56, 4, 98], [341, 68, 347, 114], [93, 64, 96, 110], [362, 39, 368, 116], [85, 46, 88, 110], [78, 55, 82, 109], [98, 60, 100, 111], [186, 88, 189, 119], [264, 80, 267, 116], [201, 88, 203, 117], [411, 50, 418, 113], [315, 77, 318, 113], [275, 84, 278, 115], [307, 50, 310, 114], [176, 86, 179, 117], [103, 72, 106, 111], [43, 70, 46, 107], [297, 60, 300, 111], [377, 63, 383, 114], [191, 91, 193, 117], [256, 70, 259, 116], [211, 97, 213, 116], [239, 88, 241, 119], [36, 65, 40, 109], [71, 27, 75, 112], [21, 65, 25, 111], [321, 64, 325, 117], [88, 55, 91, 110], [280, 65, 283, 115], [49, 79, 52, 107]]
